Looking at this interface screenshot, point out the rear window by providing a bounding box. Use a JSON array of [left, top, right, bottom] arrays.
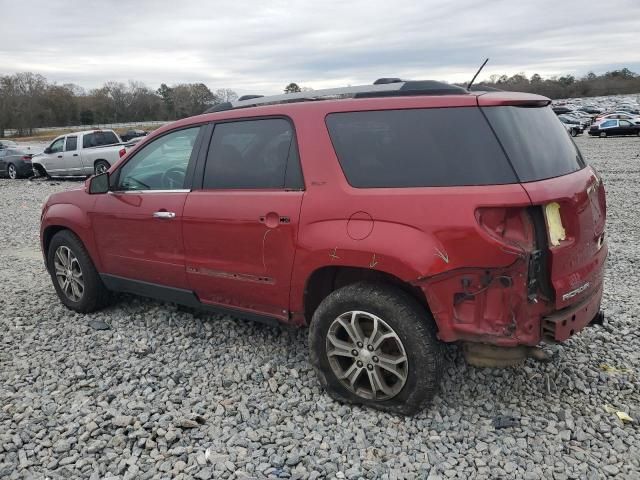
[[326, 108, 517, 188], [83, 131, 119, 148], [482, 106, 585, 182]]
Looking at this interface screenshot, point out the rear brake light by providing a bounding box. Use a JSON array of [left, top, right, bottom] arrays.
[[476, 207, 534, 252], [22, 156, 32, 162], [118, 148, 126, 158]]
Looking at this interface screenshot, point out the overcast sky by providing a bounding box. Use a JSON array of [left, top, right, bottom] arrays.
[[1, 0, 639, 95]]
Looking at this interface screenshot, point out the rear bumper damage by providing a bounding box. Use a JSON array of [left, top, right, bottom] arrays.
[[542, 282, 603, 342]]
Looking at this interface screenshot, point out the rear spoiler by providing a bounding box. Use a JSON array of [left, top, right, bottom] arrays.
[[477, 92, 551, 107]]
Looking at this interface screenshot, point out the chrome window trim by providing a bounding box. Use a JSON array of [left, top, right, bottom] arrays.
[[108, 189, 191, 194]]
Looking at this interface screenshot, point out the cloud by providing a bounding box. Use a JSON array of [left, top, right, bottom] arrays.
[[0, 0, 639, 94]]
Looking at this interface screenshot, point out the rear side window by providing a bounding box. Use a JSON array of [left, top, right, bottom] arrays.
[[326, 108, 517, 188], [203, 118, 302, 189], [65, 136, 77, 151], [482, 106, 585, 182], [83, 131, 119, 148], [600, 120, 616, 128]]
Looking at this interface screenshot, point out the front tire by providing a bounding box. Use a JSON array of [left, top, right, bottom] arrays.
[[571, 128, 578, 137], [7, 163, 18, 179], [47, 230, 110, 313], [309, 282, 443, 415], [599, 131, 607, 138]]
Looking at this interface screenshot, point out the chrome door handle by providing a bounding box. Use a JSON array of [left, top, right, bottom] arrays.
[[153, 211, 176, 219]]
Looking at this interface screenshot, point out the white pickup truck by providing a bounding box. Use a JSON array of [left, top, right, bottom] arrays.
[[32, 129, 130, 177]]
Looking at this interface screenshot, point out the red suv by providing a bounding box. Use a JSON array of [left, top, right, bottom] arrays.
[[40, 80, 607, 415]]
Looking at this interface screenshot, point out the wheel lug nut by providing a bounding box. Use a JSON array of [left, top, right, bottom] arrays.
[[367, 345, 374, 351], [356, 360, 363, 368], [357, 342, 363, 348], [351, 349, 358, 356], [367, 364, 373, 370], [372, 356, 379, 363]]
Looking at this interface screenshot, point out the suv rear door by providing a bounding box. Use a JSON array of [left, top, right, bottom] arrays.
[[183, 117, 304, 319], [90, 126, 204, 288]]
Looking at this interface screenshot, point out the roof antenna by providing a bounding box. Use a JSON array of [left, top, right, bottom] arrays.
[[467, 58, 489, 91]]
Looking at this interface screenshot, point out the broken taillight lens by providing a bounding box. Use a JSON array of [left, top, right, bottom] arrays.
[[118, 148, 126, 158], [475, 207, 535, 252]]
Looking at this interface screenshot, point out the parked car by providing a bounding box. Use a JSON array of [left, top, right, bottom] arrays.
[[0, 147, 35, 178], [594, 112, 640, 124], [552, 106, 573, 115], [32, 130, 128, 177], [588, 119, 640, 137], [578, 106, 602, 114], [40, 80, 607, 415], [120, 129, 148, 142], [558, 115, 585, 133], [0, 139, 18, 150], [562, 122, 581, 137]]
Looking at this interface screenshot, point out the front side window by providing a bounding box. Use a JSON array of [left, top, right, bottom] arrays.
[[203, 118, 298, 189], [49, 138, 65, 154], [116, 127, 201, 191], [65, 136, 77, 151], [619, 120, 632, 127]]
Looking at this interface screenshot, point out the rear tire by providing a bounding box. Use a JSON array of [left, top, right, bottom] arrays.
[[309, 282, 443, 415], [94, 160, 110, 176], [47, 230, 110, 313], [7, 163, 18, 179], [571, 129, 578, 137]]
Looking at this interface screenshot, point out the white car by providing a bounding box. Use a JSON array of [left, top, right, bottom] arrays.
[[594, 112, 640, 125], [32, 129, 129, 177]]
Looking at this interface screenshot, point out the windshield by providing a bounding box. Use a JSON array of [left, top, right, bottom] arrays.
[[482, 106, 585, 182]]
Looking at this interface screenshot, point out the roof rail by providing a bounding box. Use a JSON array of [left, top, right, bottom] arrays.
[[203, 80, 469, 114]]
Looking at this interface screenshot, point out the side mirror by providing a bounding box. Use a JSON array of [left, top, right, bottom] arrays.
[[88, 172, 109, 194], [44, 147, 51, 154]]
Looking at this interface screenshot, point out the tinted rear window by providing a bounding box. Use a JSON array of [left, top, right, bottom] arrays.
[[326, 108, 517, 188], [83, 131, 119, 148], [482, 106, 585, 182]]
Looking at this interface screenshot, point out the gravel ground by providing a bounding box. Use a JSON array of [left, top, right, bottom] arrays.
[[0, 135, 638, 480]]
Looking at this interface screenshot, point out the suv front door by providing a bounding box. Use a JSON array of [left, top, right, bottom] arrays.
[[183, 118, 304, 319], [90, 126, 203, 288]]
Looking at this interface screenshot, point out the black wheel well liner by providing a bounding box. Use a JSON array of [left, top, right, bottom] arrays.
[[42, 225, 72, 260], [303, 266, 432, 326]]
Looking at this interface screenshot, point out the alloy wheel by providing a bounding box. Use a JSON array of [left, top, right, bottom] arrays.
[[53, 245, 84, 302], [326, 310, 408, 400], [8, 164, 17, 179]]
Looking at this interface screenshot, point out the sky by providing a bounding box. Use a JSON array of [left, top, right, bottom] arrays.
[[1, 0, 640, 96]]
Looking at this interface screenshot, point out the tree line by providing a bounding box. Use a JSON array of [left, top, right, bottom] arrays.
[[0, 73, 240, 137], [473, 68, 640, 100], [1, 68, 639, 137]]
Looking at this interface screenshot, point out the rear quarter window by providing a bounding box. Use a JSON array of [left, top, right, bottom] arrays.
[[83, 131, 119, 148], [325, 107, 517, 188], [482, 106, 585, 183]]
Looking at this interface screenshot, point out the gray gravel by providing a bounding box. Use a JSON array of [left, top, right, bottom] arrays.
[[1, 135, 639, 479]]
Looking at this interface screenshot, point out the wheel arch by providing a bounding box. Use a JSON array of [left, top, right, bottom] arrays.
[[41, 204, 102, 272], [302, 265, 435, 329]]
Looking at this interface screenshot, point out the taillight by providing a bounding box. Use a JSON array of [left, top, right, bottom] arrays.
[[118, 148, 126, 158], [22, 156, 32, 162], [476, 207, 535, 252]]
